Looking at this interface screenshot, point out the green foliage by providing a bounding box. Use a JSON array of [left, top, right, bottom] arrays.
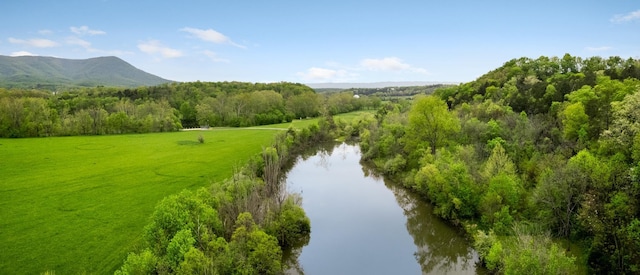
[[383, 154, 407, 175], [482, 143, 516, 180], [413, 148, 479, 220], [114, 249, 157, 275], [486, 239, 504, 271], [176, 247, 210, 275], [474, 228, 578, 274], [359, 55, 640, 272], [0, 81, 358, 137], [408, 95, 460, 155], [109, 121, 335, 275], [480, 172, 522, 233], [561, 102, 589, 144], [265, 197, 311, 248], [144, 190, 223, 256], [166, 229, 196, 271], [230, 213, 282, 275]]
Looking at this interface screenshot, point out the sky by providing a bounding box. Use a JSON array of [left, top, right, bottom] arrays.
[[0, 1, 638, 84]]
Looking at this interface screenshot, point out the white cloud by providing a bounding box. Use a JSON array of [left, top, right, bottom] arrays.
[[138, 40, 183, 58], [202, 50, 230, 63], [66, 36, 132, 55], [38, 29, 53, 35], [70, 26, 106, 36], [296, 67, 350, 81], [360, 57, 429, 74], [361, 57, 410, 71], [298, 57, 429, 82], [10, 51, 36, 56], [586, 46, 613, 52], [8, 37, 58, 48], [611, 10, 640, 23], [180, 27, 246, 49], [67, 37, 92, 49]]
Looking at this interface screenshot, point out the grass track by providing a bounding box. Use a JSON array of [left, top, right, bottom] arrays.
[[0, 129, 282, 274]]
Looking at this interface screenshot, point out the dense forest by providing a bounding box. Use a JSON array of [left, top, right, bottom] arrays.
[[0, 81, 381, 138], [359, 54, 640, 273]]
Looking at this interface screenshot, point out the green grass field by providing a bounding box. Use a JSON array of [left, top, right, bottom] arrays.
[[0, 111, 371, 274], [0, 129, 285, 274]]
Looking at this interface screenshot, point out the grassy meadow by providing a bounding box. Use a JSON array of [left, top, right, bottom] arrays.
[[0, 112, 370, 274], [0, 128, 285, 274]]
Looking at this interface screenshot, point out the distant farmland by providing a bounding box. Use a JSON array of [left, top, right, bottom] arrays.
[[0, 128, 283, 274]]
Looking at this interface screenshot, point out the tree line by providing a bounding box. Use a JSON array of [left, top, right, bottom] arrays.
[[0, 81, 380, 138], [358, 54, 640, 273]]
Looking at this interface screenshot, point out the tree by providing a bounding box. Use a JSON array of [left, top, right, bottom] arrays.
[[286, 92, 321, 118], [166, 229, 196, 271], [195, 97, 218, 127], [230, 213, 282, 275], [408, 95, 460, 155], [603, 90, 640, 153], [179, 102, 197, 128], [114, 249, 158, 275], [561, 102, 589, 144]]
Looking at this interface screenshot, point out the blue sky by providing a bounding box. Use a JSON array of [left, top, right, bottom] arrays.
[[1, 1, 638, 83]]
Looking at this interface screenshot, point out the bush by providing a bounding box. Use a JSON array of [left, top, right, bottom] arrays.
[[265, 197, 311, 248]]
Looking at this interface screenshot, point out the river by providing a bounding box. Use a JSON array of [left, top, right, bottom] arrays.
[[285, 143, 482, 274]]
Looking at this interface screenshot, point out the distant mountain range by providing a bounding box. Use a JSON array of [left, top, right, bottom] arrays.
[[0, 55, 172, 89], [306, 81, 459, 89]]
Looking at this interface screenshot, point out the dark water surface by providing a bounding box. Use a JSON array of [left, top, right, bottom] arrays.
[[285, 143, 481, 275]]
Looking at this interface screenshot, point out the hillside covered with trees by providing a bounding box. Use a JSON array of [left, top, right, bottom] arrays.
[[359, 54, 640, 273], [0, 55, 172, 89], [0, 81, 380, 138]]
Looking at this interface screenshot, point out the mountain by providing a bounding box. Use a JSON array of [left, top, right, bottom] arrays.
[[0, 55, 172, 89]]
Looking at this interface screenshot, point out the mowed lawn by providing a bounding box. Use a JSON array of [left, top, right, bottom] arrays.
[[0, 129, 284, 274]]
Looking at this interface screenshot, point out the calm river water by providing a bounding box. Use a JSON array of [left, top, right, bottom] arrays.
[[285, 143, 482, 275]]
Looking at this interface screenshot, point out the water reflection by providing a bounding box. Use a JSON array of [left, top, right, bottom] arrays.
[[384, 180, 480, 274], [286, 143, 481, 274]]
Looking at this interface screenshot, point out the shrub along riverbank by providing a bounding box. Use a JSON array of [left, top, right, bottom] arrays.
[[114, 116, 339, 274]]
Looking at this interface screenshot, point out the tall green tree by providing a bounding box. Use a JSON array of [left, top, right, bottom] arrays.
[[408, 95, 460, 155]]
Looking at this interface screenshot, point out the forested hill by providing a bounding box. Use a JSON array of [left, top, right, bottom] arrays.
[[438, 54, 640, 114], [359, 54, 640, 273], [0, 55, 172, 89]]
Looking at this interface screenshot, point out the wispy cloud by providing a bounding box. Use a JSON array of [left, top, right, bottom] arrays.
[[296, 67, 351, 81], [65, 37, 130, 55], [38, 29, 53, 35], [202, 50, 230, 63], [360, 57, 429, 74], [67, 37, 92, 49], [180, 27, 246, 49], [586, 46, 613, 52], [70, 26, 106, 36], [8, 37, 58, 48], [10, 51, 37, 57], [297, 57, 429, 82], [138, 40, 183, 58], [611, 10, 640, 23]]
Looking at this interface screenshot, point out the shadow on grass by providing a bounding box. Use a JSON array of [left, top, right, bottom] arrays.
[[176, 140, 202, 146]]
